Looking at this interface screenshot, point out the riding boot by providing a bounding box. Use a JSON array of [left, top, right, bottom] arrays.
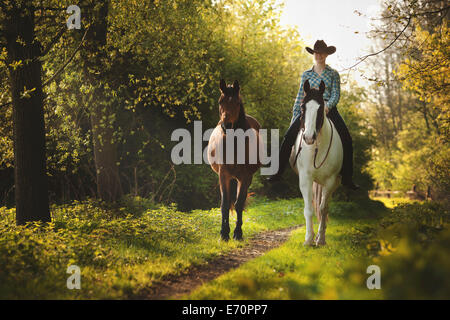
[[327, 108, 359, 190], [267, 113, 302, 182]]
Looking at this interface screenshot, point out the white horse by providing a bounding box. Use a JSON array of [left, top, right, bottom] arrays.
[[289, 80, 343, 246]]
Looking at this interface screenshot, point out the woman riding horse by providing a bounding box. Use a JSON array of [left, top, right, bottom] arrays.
[[267, 40, 359, 190]]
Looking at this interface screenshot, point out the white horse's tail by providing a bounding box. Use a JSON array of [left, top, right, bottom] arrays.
[[312, 182, 325, 222]]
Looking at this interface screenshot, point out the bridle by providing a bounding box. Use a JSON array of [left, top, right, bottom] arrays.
[[221, 122, 233, 133], [293, 116, 334, 169], [220, 102, 246, 134]]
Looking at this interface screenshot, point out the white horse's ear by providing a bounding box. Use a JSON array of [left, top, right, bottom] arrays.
[[304, 80, 310, 93], [319, 81, 325, 94]]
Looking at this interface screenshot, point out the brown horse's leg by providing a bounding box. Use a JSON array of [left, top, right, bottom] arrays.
[[233, 176, 252, 241], [219, 169, 231, 241]]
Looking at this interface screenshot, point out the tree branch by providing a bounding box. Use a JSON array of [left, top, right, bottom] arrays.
[[40, 25, 66, 57], [28, 5, 94, 11], [339, 16, 411, 72], [378, 6, 450, 20], [31, 7, 67, 11], [1, 27, 89, 109], [0, 101, 12, 108], [42, 27, 89, 87]]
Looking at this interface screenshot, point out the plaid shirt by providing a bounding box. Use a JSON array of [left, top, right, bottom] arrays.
[[291, 64, 340, 124]]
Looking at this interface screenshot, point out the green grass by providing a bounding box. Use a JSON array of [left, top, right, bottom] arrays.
[[186, 200, 450, 300], [186, 199, 387, 300], [0, 196, 305, 299], [2, 196, 448, 299], [371, 196, 419, 209]]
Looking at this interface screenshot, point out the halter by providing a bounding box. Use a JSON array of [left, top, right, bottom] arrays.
[[293, 117, 334, 169], [221, 122, 233, 133], [220, 102, 247, 134]]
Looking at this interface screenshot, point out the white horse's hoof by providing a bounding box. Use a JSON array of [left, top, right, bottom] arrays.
[[303, 240, 315, 247], [315, 237, 326, 246], [303, 233, 315, 247], [316, 239, 327, 247], [314, 233, 319, 242]]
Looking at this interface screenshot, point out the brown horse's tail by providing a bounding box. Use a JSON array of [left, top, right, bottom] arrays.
[[229, 179, 238, 214]]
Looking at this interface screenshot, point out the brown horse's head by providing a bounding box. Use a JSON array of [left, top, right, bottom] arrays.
[[219, 79, 245, 131]]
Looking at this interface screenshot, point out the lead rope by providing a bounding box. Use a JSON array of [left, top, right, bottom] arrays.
[[313, 118, 334, 169]]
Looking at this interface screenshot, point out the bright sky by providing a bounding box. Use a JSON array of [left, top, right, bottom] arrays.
[[278, 0, 382, 87]]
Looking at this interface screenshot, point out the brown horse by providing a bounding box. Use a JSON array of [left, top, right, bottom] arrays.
[[207, 79, 261, 241]]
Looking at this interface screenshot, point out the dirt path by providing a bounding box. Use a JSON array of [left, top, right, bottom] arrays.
[[140, 224, 302, 300]]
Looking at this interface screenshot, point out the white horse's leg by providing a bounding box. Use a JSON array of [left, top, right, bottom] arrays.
[[316, 177, 340, 246], [300, 175, 315, 246]]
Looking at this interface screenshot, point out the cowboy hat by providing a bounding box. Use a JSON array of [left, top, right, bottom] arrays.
[[305, 40, 336, 55]]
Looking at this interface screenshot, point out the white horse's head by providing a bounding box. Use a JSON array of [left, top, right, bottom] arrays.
[[302, 80, 325, 145]]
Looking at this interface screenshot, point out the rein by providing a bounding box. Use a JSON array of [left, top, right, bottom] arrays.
[[293, 117, 334, 169], [314, 117, 334, 169]]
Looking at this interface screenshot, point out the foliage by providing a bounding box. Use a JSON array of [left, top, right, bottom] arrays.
[[0, 196, 305, 299], [365, 0, 449, 200], [0, 0, 378, 210], [343, 201, 450, 299], [396, 23, 449, 134], [336, 84, 375, 193], [0, 0, 320, 210], [0, 0, 447, 301], [394, 22, 449, 201], [372, 196, 413, 209]]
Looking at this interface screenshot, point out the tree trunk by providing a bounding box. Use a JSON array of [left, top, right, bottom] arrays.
[[83, 0, 123, 202], [3, 5, 50, 225], [90, 99, 123, 202]]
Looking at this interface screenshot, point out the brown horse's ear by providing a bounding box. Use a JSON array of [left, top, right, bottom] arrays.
[[220, 79, 227, 93], [304, 80, 310, 93], [233, 80, 240, 95], [319, 80, 325, 94]]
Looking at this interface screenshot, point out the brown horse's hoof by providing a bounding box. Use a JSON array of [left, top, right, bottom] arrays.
[[221, 234, 230, 242]]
